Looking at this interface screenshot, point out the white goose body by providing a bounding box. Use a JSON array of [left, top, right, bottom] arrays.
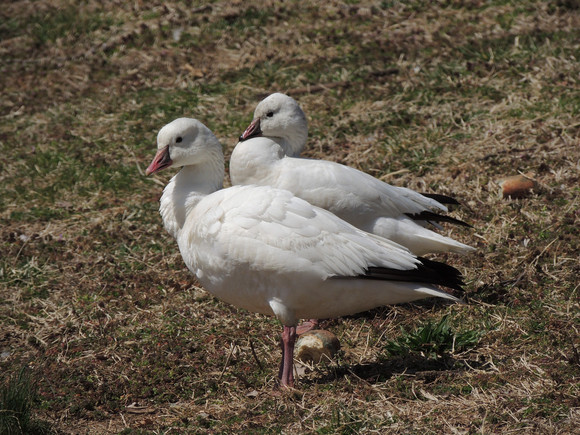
[[178, 183, 459, 326], [147, 117, 464, 387], [231, 93, 475, 256]]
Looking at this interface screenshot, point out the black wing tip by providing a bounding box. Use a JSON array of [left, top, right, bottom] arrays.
[[405, 211, 473, 228], [421, 192, 461, 206], [363, 257, 465, 293], [415, 256, 465, 292]]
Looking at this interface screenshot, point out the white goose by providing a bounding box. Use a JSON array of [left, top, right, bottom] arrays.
[[231, 93, 475, 256], [146, 118, 465, 387]]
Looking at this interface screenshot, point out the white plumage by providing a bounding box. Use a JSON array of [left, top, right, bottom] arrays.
[[146, 117, 464, 387], [231, 93, 475, 256]]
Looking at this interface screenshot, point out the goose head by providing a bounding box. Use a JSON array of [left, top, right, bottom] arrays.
[[146, 118, 224, 175], [239, 93, 308, 157]]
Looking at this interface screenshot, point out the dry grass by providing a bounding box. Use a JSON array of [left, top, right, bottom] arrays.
[[1, 0, 579, 433]]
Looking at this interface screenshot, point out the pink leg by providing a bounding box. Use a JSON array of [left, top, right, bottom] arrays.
[[278, 325, 297, 388], [296, 318, 319, 335]]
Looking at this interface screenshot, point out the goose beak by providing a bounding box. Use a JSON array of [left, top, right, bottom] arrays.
[[146, 145, 172, 175], [239, 118, 262, 141]]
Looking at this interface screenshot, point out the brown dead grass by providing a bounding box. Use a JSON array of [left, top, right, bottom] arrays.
[[1, 0, 579, 433]]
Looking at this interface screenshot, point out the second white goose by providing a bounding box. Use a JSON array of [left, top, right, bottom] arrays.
[[231, 93, 475, 256]]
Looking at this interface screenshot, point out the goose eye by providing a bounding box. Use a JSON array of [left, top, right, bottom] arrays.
[[176, 137, 183, 143], [266, 111, 274, 118]]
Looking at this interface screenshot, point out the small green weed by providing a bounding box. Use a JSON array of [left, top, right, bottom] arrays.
[[384, 315, 481, 359], [0, 368, 52, 435]]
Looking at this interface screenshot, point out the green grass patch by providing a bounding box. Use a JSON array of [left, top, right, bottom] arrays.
[[0, 5, 117, 47], [383, 315, 481, 359], [0, 368, 52, 435]]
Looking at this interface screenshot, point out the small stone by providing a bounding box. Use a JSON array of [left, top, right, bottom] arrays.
[[498, 174, 536, 198], [295, 330, 340, 363]]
